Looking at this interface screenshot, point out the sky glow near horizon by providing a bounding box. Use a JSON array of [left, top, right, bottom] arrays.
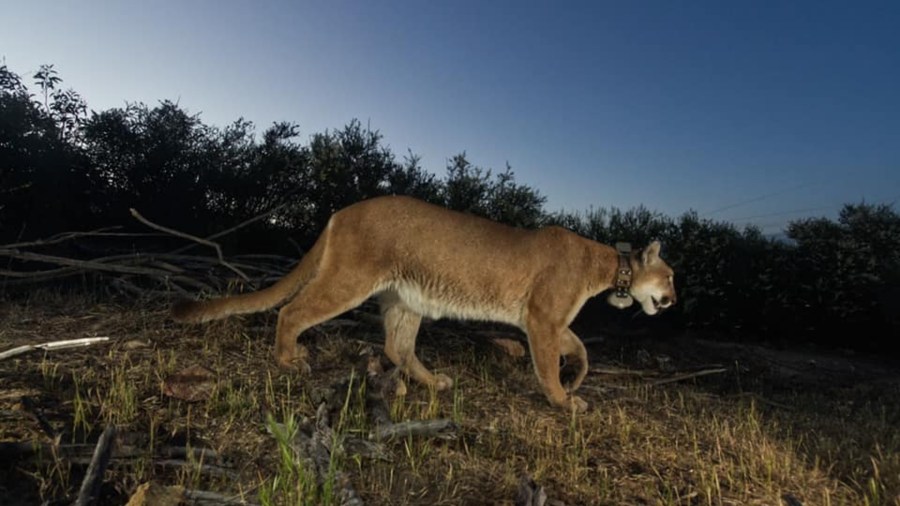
[[2, 1, 898, 235]]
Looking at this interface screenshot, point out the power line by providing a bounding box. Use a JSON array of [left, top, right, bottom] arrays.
[[728, 205, 840, 223], [701, 183, 811, 216], [725, 193, 900, 228]]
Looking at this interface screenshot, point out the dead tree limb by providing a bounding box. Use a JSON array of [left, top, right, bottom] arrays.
[[2, 227, 123, 249], [183, 489, 260, 506], [0, 249, 169, 276], [21, 396, 57, 440], [129, 209, 252, 286], [266, 404, 365, 506], [154, 459, 239, 479], [649, 367, 729, 386], [0, 337, 111, 361], [74, 425, 117, 506], [369, 418, 458, 442], [589, 365, 656, 377], [0, 216, 298, 294], [168, 201, 292, 256], [1, 441, 232, 469], [515, 474, 548, 506]]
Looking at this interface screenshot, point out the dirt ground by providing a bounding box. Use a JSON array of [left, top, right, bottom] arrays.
[[1, 292, 899, 505]]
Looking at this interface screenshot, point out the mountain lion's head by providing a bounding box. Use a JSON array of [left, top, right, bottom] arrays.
[[628, 241, 677, 316]]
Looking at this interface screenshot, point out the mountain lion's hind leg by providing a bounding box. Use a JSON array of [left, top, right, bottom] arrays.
[[274, 275, 373, 372], [561, 328, 589, 393], [380, 293, 453, 391]]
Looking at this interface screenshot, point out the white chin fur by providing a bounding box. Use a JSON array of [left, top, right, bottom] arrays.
[[638, 298, 659, 315]]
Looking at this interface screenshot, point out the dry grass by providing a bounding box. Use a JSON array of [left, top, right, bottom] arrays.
[[1, 290, 898, 505]]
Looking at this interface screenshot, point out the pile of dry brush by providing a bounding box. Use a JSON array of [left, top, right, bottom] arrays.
[[1, 207, 298, 299]]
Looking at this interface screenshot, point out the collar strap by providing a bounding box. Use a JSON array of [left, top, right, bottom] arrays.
[[614, 242, 632, 298]]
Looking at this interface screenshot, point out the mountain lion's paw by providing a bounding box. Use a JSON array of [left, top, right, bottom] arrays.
[[434, 373, 454, 391], [275, 346, 311, 374], [568, 395, 588, 413]]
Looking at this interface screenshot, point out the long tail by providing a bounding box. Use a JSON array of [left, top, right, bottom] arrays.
[[171, 235, 326, 323]]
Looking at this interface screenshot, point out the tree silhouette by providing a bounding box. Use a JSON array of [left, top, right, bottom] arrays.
[[2, 62, 898, 349], [0, 65, 95, 239], [441, 153, 545, 227]]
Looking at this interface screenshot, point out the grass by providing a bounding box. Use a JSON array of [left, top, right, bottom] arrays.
[[1, 289, 898, 504], [259, 412, 319, 506]]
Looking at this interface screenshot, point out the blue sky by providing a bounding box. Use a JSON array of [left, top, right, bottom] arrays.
[[2, 1, 898, 235]]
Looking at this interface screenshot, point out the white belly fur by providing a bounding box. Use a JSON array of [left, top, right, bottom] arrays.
[[379, 280, 520, 326]]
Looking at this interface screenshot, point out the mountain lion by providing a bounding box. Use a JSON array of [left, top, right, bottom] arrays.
[[172, 196, 676, 411]]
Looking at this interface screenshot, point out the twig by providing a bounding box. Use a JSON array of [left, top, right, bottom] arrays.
[[168, 201, 292, 256], [74, 425, 117, 506], [267, 403, 365, 506], [0, 265, 80, 279], [0, 337, 110, 360], [649, 367, 728, 386], [159, 446, 222, 461], [0, 250, 209, 288], [129, 208, 252, 286], [369, 418, 457, 442], [21, 396, 57, 440], [589, 366, 656, 377], [0, 441, 228, 466], [516, 474, 548, 506], [184, 489, 260, 506], [155, 459, 239, 479], [2, 227, 122, 249], [0, 249, 172, 277]]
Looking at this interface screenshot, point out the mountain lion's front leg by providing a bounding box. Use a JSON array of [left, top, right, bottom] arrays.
[[380, 294, 453, 391], [525, 318, 588, 412], [561, 328, 589, 393]]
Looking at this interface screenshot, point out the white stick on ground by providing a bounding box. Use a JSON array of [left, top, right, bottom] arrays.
[[0, 336, 110, 360]]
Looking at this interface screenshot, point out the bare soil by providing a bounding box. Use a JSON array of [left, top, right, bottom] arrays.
[[1, 292, 898, 505]]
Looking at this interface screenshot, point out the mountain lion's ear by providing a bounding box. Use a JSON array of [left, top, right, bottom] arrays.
[[641, 241, 661, 266]]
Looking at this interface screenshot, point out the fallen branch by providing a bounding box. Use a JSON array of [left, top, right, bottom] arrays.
[[111, 276, 192, 298], [184, 488, 260, 506], [267, 404, 364, 506], [0, 251, 220, 291], [155, 459, 239, 479], [515, 474, 548, 506], [0, 265, 80, 280], [168, 201, 292, 256], [126, 483, 260, 506], [130, 208, 252, 286], [357, 353, 458, 442], [370, 418, 458, 442], [2, 227, 123, 249], [0, 336, 110, 360], [21, 396, 57, 440], [0, 223, 299, 298], [589, 365, 656, 377], [74, 425, 117, 506], [0, 249, 173, 277], [0, 440, 236, 482], [263, 359, 458, 504], [158, 446, 222, 461], [649, 367, 729, 386]]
